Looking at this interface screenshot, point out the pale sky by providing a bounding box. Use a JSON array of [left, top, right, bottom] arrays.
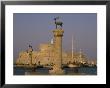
[[13, 13, 97, 61]]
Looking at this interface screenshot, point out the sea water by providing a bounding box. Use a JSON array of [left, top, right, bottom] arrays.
[[14, 67, 97, 75]]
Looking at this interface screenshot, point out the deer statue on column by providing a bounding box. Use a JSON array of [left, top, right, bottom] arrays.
[[54, 17, 63, 29]]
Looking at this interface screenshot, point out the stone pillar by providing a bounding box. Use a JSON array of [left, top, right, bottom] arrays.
[[53, 29, 64, 68], [49, 28, 64, 75]]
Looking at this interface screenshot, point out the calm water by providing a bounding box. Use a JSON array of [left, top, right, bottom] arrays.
[[14, 67, 97, 75]]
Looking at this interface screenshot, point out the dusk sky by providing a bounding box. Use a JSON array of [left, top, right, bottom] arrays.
[[13, 13, 97, 61]]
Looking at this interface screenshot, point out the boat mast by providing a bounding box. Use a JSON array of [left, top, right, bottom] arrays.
[[79, 49, 82, 62], [72, 35, 73, 59]]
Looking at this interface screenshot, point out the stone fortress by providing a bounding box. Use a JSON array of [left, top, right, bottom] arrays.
[[15, 17, 96, 74], [16, 41, 87, 66]]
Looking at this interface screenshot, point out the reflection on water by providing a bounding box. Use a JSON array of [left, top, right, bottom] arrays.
[[14, 67, 97, 75]]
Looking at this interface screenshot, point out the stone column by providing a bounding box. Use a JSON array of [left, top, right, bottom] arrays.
[[49, 28, 64, 75]]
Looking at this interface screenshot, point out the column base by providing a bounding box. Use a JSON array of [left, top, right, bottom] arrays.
[[49, 66, 65, 75]]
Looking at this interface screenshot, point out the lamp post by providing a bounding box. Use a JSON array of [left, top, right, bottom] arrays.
[[28, 45, 33, 66]]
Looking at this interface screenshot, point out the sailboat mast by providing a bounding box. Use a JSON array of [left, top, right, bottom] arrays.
[[72, 35, 73, 59]]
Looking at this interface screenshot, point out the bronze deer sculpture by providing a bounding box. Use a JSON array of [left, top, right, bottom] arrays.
[[54, 17, 63, 29]]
